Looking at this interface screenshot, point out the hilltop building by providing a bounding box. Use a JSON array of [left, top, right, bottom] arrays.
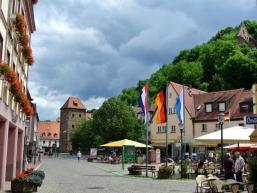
[[237, 23, 257, 48], [149, 82, 255, 160], [0, 0, 37, 190], [59, 97, 91, 153]]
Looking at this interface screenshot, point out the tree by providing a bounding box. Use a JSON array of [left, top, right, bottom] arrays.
[[92, 97, 144, 143], [71, 97, 145, 150], [222, 52, 257, 89]]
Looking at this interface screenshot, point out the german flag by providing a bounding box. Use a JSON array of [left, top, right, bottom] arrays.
[[155, 90, 166, 123]]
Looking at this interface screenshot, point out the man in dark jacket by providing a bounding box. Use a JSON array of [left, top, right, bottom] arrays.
[[224, 153, 234, 179]]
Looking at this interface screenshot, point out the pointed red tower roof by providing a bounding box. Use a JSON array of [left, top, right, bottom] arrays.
[[61, 96, 86, 110]]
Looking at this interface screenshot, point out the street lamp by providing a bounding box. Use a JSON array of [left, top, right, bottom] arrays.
[[218, 113, 224, 173]]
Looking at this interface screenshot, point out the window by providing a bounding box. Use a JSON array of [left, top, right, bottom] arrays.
[[6, 50, 10, 65], [72, 125, 74, 128], [218, 102, 226, 112], [205, 103, 212, 113], [157, 126, 162, 133], [54, 133, 58, 138], [0, 34, 3, 61], [73, 101, 78, 106], [162, 126, 166, 133], [168, 107, 175, 114], [169, 92, 172, 98], [12, 63, 15, 72], [43, 141, 45, 144], [202, 124, 208, 132], [12, 0, 16, 14], [215, 123, 220, 131], [42, 132, 46, 137], [47, 133, 51, 137], [79, 114, 81, 118], [171, 125, 176, 133], [240, 103, 253, 113], [72, 114, 74, 118]]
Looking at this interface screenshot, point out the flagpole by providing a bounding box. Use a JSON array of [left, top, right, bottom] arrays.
[[145, 81, 149, 177], [165, 82, 169, 167], [180, 85, 185, 178]]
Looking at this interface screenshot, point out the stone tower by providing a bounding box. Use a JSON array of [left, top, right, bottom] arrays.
[[59, 97, 86, 153]]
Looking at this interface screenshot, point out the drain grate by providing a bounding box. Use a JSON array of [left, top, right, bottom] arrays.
[[88, 187, 104, 190]]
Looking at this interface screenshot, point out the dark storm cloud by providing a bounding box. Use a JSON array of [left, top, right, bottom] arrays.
[[29, 0, 256, 119]]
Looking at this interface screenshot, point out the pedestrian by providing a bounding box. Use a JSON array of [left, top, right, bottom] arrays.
[[77, 150, 82, 162], [234, 151, 245, 190], [224, 153, 234, 179]]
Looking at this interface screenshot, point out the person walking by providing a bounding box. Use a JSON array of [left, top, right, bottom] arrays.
[[234, 152, 245, 190], [77, 150, 82, 162], [224, 153, 234, 179]]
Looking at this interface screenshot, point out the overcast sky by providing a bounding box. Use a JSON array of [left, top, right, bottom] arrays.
[[29, 0, 256, 120]]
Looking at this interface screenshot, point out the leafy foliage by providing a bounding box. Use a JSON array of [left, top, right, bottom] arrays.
[[118, 20, 257, 106], [249, 158, 257, 193], [70, 97, 145, 150]]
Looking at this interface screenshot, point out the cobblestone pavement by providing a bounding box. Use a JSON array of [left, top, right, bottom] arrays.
[[37, 158, 195, 193]]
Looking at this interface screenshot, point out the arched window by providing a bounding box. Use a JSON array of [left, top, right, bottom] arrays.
[[47, 133, 51, 137], [41, 132, 45, 137], [54, 133, 58, 138]]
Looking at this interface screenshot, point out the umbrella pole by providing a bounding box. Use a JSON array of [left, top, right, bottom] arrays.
[[237, 142, 240, 152]]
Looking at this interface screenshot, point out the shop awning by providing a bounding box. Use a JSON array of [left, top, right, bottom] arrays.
[[100, 139, 151, 148], [192, 126, 254, 146]]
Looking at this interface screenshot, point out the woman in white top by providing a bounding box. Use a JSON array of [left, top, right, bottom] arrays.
[[77, 151, 82, 162]]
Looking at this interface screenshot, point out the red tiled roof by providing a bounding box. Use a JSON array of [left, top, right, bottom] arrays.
[[169, 81, 207, 118], [193, 88, 253, 121], [61, 96, 86, 110], [38, 121, 60, 140]]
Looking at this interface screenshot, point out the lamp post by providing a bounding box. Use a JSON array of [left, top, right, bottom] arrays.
[[218, 113, 224, 173]]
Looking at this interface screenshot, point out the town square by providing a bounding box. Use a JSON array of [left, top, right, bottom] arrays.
[[0, 0, 257, 193]]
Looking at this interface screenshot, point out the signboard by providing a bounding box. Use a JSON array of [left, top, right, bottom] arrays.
[[90, 148, 97, 157], [122, 145, 135, 170], [245, 115, 257, 125], [122, 145, 136, 161]]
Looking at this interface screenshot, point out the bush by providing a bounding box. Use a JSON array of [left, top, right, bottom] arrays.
[[158, 166, 173, 179], [249, 158, 257, 193]]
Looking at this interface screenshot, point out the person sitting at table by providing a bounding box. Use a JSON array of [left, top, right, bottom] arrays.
[[234, 152, 245, 190], [224, 153, 234, 179]]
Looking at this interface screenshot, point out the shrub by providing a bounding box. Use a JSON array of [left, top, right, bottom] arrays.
[[158, 166, 173, 179], [249, 158, 257, 193]]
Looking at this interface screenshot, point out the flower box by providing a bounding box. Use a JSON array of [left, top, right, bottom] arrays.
[[11, 181, 35, 193]]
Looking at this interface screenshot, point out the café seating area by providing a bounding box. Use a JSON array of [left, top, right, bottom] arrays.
[[195, 174, 254, 193]]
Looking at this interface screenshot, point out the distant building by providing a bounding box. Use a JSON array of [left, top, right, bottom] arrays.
[[59, 97, 91, 153], [237, 23, 257, 48], [150, 82, 254, 160], [38, 121, 60, 153]]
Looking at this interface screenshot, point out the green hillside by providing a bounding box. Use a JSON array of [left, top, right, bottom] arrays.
[[119, 20, 257, 105]]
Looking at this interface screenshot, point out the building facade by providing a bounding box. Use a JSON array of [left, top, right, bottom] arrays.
[[59, 97, 90, 153], [0, 0, 36, 190], [150, 82, 255, 159], [38, 121, 60, 154]]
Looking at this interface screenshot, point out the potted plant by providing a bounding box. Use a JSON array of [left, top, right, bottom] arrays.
[[27, 170, 45, 180], [11, 173, 34, 193], [158, 165, 174, 179]]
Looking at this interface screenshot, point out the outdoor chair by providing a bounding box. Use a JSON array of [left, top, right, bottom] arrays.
[[208, 178, 224, 193], [246, 183, 254, 193], [226, 184, 240, 193], [195, 175, 212, 193], [243, 174, 249, 184]]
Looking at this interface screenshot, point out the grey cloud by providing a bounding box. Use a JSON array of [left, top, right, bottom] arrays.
[[29, 0, 256, 120]]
